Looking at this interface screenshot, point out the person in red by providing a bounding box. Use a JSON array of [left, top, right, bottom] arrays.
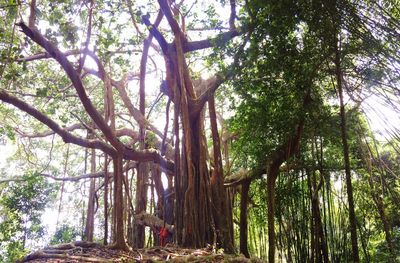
[[159, 227, 169, 246]]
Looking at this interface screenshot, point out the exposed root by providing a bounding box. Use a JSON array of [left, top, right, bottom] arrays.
[[19, 242, 264, 262], [21, 251, 110, 262], [107, 241, 130, 252], [18, 241, 121, 263]]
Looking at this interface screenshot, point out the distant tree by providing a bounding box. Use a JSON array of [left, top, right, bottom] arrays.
[[50, 224, 79, 245], [0, 172, 54, 262]]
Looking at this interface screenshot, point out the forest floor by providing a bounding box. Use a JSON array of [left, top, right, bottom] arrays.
[[18, 241, 264, 262]]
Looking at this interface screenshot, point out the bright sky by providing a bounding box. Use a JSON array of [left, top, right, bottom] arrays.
[[363, 94, 400, 141]]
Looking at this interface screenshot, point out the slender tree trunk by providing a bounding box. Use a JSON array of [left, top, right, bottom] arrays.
[[265, 93, 309, 263], [307, 139, 330, 263], [56, 145, 70, 228], [239, 180, 250, 258], [127, 168, 135, 246], [308, 170, 329, 263], [103, 68, 115, 245], [104, 154, 109, 245], [361, 135, 396, 259], [134, 163, 148, 248], [84, 147, 96, 241], [307, 170, 316, 263], [133, 19, 152, 248], [335, 41, 360, 263], [267, 167, 279, 263]]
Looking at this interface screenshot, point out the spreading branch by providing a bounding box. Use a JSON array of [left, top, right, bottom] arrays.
[[134, 211, 174, 233], [82, 53, 166, 140], [224, 89, 312, 187], [28, 0, 37, 28], [41, 172, 106, 182], [157, 0, 184, 38], [141, 15, 169, 54], [182, 30, 240, 53], [15, 22, 173, 170], [17, 123, 84, 138], [17, 22, 123, 152], [17, 49, 83, 62], [0, 89, 116, 156]]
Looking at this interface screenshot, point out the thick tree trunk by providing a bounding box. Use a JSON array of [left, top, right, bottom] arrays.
[[166, 36, 214, 248], [209, 95, 235, 253], [239, 180, 250, 258], [180, 113, 214, 248], [139, 0, 240, 250], [84, 147, 96, 241], [335, 43, 360, 263]]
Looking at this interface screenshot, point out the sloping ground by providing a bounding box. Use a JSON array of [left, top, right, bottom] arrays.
[[17, 241, 264, 262]]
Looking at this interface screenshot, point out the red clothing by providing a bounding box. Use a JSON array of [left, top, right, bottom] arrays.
[[159, 227, 169, 246]]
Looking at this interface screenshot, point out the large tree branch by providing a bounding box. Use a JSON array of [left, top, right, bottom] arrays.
[[189, 70, 235, 118], [28, 0, 37, 28], [41, 172, 106, 182], [224, 89, 312, 187], [134, 211, 174, 233], [84, 65, 167, 141], [77, 0, 94, 73], [17, 123, 84, 138], [141, 15, 169, 54], [142, 16, 241, 55], [157, 0, 184, 37], [14, 24, 175, 171], [190, 76, 220, 117], [0, 90, 117, 156], [17, 49, 83, 62], [182, 30, 240, 53], [17, 22, 123, 152], [123, 148, 174, 174], [140, 11, 164, 144]]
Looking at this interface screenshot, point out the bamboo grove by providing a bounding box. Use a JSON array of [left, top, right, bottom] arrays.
[[0, 0, 399, 262]]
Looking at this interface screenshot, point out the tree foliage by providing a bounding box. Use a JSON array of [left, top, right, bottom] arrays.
[[0, 172, 54, 262]]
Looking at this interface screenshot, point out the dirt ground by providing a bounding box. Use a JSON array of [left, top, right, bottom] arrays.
[[18, 241, 264, 262]]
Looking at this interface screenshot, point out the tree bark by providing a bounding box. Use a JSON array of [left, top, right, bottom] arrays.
[[266, 90, 310, 263], [84, 147, 96, 241], [103, 154, 109, 245], [133, 163, 148, 248], [370, 179, 395, 258], [360, 137, 395, 260], [239, 180, 250, 258], [267, 165, 279, 263], [111, 154, 128, 250], [209, 95, 235, 253], [335, 41, 360, 263]]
